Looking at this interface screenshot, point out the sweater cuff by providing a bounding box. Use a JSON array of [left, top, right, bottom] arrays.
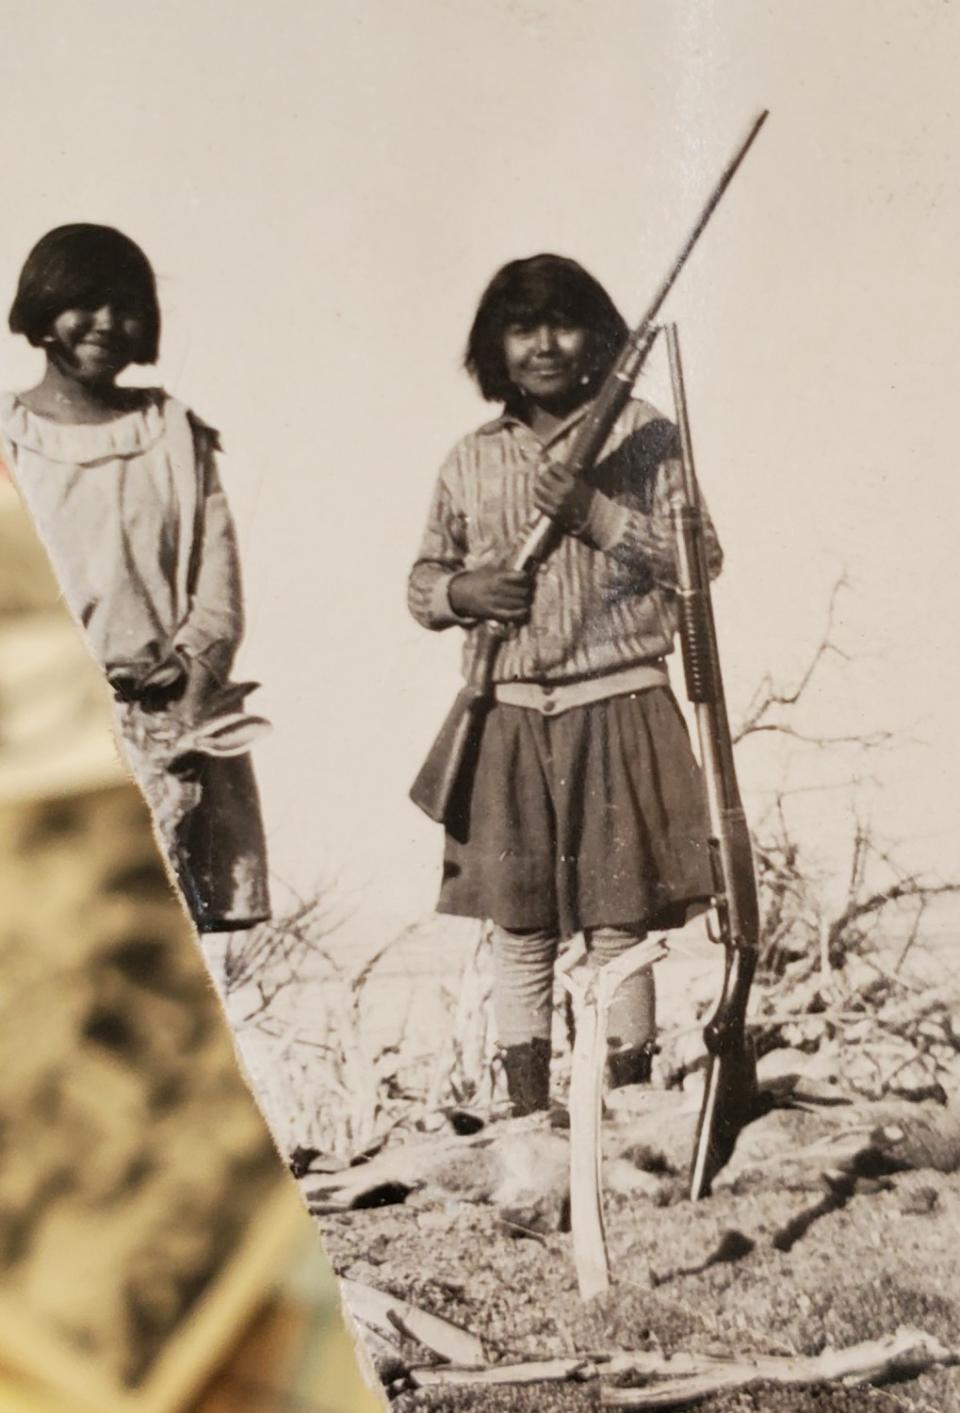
[[430, 573, 478, 628]]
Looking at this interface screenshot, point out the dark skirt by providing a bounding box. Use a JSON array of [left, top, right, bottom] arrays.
[[439, 686, 713, 938]]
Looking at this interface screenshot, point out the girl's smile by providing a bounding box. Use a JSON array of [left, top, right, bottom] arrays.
[[503, 319, 592, 409], [49, 303, 145, 385]]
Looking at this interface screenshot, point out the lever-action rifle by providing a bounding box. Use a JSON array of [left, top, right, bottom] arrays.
[[665, 323, 761, 1200], [410, 111, 769, 826]]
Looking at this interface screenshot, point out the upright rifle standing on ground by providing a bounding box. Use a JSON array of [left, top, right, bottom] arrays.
[[409, 110, 769, 827], [665, 323, 761, 1199]]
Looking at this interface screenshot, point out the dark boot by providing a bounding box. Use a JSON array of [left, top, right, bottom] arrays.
[[501, 1038, 551, 1116], [607, 1041, 658, 1090]]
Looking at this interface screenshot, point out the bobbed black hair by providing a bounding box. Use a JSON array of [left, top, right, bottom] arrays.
[[9, 224, 160, 364], [465, 253, 629, 405]]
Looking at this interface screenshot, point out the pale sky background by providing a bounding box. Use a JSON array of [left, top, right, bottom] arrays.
[[1, 0, 958, 957]]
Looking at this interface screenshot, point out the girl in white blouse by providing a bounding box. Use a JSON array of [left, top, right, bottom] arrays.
[[1, 224, 270, 931]]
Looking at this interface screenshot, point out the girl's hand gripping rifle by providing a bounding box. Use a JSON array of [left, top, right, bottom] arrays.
[[665, 323, 761, 1200], [410, 112, 769, 827]]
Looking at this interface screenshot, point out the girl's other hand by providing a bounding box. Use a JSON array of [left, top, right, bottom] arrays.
[[449, 568, 532, 623], [111, 652, 187, 709], [534, 460, 594, 531]]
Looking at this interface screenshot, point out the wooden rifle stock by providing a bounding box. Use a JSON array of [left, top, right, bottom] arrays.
[[409, 653, 497, 826], [410, 111, 769, 827], [665, 324, 761, 1200]]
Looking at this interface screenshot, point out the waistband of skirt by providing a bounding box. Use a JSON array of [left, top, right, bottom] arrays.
[[493, 661, 669, 716]]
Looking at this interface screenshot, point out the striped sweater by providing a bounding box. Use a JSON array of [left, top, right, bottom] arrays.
[[408, 396, 722, 685]]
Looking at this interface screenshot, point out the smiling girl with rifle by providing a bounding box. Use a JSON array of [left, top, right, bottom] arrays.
[[408, 253, 723, 1116]]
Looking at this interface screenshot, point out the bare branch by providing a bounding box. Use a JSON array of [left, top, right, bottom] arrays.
[[826, 878, 960, 957], [735, 579, 848, 746], [742, 722, 892, 749]]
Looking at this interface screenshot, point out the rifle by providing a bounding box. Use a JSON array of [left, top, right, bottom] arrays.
[[664, 323, 761, 1200], [410, 110, 769, 826]]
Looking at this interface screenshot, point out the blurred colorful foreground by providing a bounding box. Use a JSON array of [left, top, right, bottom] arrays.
[[0, 482, 381, 1410]]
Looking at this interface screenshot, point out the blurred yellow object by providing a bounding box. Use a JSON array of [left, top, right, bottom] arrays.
[[0, 490, 383, 1411], [0, 1285, 384, 1413], [0, 616, 125, 802], [0, 481, 125, 803], [190, 1262, 385, 1412], [0, 481, 60, 617], [0, 1375, 62, 1411]]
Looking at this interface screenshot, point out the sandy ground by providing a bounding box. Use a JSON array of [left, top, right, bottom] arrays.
[[289, 910, 960, 1411], [322, 1158, 960, 1411]]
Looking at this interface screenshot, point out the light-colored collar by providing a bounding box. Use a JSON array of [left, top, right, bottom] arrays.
[[0, 390, 169, 464], [476, 397, 594, 451]]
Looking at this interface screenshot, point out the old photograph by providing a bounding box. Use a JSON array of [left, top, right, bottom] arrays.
[[2, 2, 960, 1408]]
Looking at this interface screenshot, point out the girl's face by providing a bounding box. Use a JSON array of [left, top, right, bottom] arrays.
[[47, 300, 145, 386], [502, 316, 593, 409]]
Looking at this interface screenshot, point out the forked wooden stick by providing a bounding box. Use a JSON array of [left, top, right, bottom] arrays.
[[559, 936, 669, 1300]]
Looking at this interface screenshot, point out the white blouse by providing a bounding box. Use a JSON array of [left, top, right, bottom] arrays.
[[0, 391, 243, 680]]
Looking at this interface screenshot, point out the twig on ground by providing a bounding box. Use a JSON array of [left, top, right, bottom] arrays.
[[405, 1328, 957, 1406], [341, 1278, 487, 1366], [599, 1326, 958, 1408]]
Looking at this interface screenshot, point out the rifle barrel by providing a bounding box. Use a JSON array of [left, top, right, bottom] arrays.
[[638, 110, 769, 330], [512, 110, 768, 572]]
